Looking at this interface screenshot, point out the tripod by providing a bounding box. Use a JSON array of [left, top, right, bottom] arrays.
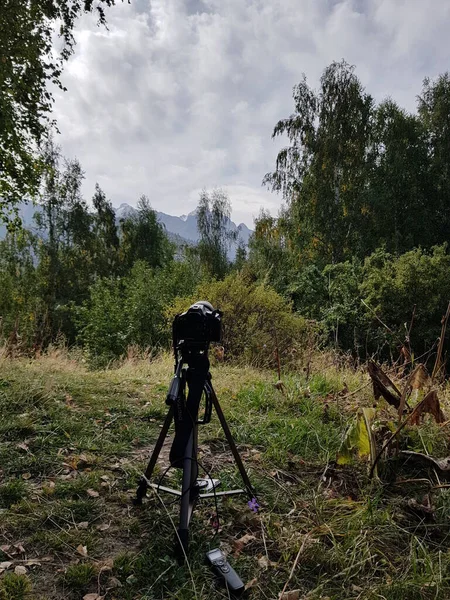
[[134, 344, 255, 554]]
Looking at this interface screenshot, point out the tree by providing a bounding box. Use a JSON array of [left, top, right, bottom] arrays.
[[364, 100, 431, 254], [263, 61, 373, 265], [418, 73, 450, 243], [92, 183, 120, 276], [120, 196, 173, 270], [0, 0, 121, 219], [196, 188, 235, 279]]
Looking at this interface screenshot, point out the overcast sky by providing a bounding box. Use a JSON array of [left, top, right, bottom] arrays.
[[53, 0, 450, 227]]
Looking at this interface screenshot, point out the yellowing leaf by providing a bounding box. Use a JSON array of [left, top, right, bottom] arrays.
[[337, 408, 375, 465]]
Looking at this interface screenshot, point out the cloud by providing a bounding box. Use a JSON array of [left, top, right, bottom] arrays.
[[52, 0, 450, 226]]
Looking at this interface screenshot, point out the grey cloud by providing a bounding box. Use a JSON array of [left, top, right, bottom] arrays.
[[52, 0, 450, 226]]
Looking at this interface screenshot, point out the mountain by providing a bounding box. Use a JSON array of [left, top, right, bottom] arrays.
[[1, 202, 253, 259], [115, 203, 252, 247]]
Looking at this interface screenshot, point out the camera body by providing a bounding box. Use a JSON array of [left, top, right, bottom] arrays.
[[173, 301, 222, 347]]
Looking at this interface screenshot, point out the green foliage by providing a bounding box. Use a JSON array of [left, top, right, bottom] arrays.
[[119, 195, 173, 270], [0, 479, 28, 508], [262, 62, 450, 267], [196, 188, 235, 278], [360, 245, 450, 355], [62, 563, 96, 589], [77, 259, 201, 366], [169, 272, 309, 368], [0, 0, 118, 217], [0, 573, 32, 600]]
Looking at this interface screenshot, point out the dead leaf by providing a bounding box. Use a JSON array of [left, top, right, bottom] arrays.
[[16, 442, 29, 452], [96, 523, 110, 532], [14, 565, 27, 575], [24, 560, 41, 567], [106, 576, 122, 589], [411, 364, 429, 389], [21, 472, 31, 480], [400, 451, 450, 479], [409, 390, 446, 424], [78, 522, 89, 529], [245, 577, 258, 590], [87, 489, 99, 498], [232, 533, 256, 555], [279, 590, 301, 600], [0, 562, 12, 570], [76, 544, 88, 557], [83, 594, 104, 600], [258, 555, 277, 569], [368, 361, 402, 409]]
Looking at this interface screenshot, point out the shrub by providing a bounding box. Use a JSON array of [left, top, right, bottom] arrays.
[[76, 259, 201, 367], [360, 244, 450, 357], [169, 273, 310, 368]]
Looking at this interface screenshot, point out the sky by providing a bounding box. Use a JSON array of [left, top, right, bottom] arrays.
[[53, 0, 450, 227]]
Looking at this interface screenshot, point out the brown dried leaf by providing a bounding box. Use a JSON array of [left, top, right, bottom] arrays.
[[87, 489, 99, 498], [21, 472, 31, 480], [14, 565, 27, 575], [410, 390, 446, 425], [258, 555, 277, 569], [368, 361, 401, 409], [411, 364, 429, 389], [245, 577, 258, 591], [16, 442, 29, 452], [279, 591, 301, 600], [76, 544, 88, 557], [96, 523, 110, 532], [78, 522, 89, 529], [232, 533, 256, 556]]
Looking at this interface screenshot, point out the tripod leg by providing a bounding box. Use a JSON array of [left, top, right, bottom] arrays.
[[176, 427, 197, 555], [208, 383, 255, 499], [134, 405, 174, 505]]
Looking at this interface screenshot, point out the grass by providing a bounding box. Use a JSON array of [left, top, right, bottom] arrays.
[[0, 349, 448, 598]]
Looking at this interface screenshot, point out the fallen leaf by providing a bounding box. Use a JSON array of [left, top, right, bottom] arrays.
[[245, 577, 258, 590], [257, 555, 277, 569], [76, 545, 88, 557], [24, 560, 41, 567], [96, 523, 110, 532], [21, 472, 31, 480], [232, 533, 256, 555], [87, 489, 99, 498], [83, 594, 104, 600], [14, 565, 27, 575], [16, 442, 29, 452], [279, 590, 300, 600], [106, 576, 122, 589], [0, 562, 12, 570], [78, 522, 89, 529]]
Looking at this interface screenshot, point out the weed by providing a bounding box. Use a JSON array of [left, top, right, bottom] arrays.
[[62, 563, 96, 589], [0, 479, 27, 508], [0, 573, 32, 600]]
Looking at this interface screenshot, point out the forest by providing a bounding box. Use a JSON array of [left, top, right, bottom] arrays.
[[1, 61, 450, 371]]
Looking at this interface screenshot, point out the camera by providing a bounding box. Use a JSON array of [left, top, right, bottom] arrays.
[[173, 301, 222, 347]]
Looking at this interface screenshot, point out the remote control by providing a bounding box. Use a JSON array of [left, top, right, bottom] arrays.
[[206, 548, 245, 595]]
